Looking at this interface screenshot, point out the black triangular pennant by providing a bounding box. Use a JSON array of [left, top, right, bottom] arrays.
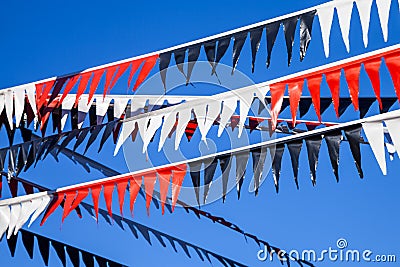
[[203, 158, 218, 204], [265, 21, 280, 68], [299, 98, 313, 118], [52, 240, 67, 267], [0, 149, 7, 172], [338, 98, 352, 116], [232, 32, 247, 74], [84, 124, 105, 155], [43, 135, 62, 160], [188, 161, 202, 206], [52, 106, 62, 133], [380, 98, 397, 113], [57, 129, 79, 155], [283, 16, 299, 66], [299, 10, 316, 61], [250, 27, 263, 72], [325, 131, 342, 182], [82, 251, 95, 267], [186, 45, 201, 85], [218, 155, 231, 202], [159, 52, 172, 90], [305, 135, 322, 186], [98, 120, 117, 153], [212, 37, 231, 74], [204, 41, 217, 71], [286, 140, 303, 189], [21, 230, 34, 259], [66, 246, 80, 267], [280, 98, 290, 113], [8, 146, 19, 178], [24, 140, 39, 172], [359, 98, 376, 118], [344, 125, 363, 178], [37, 234, 50, 266], [174, 49, 186, 78], [88, 106, 97, 127], [251, 147, 267, 196], [7, 231, 18, 257], [95, 256, 108, 267], [270, 144, 285, 193], [320, 97, 332, 115], [16, 143, 29, 176], [73, 128, 90, 151], [70, 107, 79, 130], [21, 127, 33, 142], [235, 151, 249, 199]]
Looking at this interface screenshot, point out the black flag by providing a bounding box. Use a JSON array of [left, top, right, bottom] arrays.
[[299, 11, 316, 61]]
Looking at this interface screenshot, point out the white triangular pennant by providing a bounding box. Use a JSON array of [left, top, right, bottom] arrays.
[[317, 4, 335, 57], [113, 98, 129, 119], [130, 98, 148, 117], [95, 96, 112, 125], [28, 195, 52, 228], [5, 90, 14, 130], [0, 205, 10, 239], [142, 115, 163, 153], [175, 108, 192, 150], [77, 95, 94, 128], [202, 100, 222, 141], [14, 87, 25, 128], [384, 117, 400, 158], [335, 0, 354, 52], [25, 84, 37, 117], [355, 0, 373, 47], [238, 90, 255, 137], [158, 111, 178, 151], [0, 93, 4, 115], [376, 0, 391, 42], [362, 121, 386, 175], [114, 119, 137, 156], [14, 198, 42, 234], [218, 97, 238, 137], [7, 203, 21, 239]]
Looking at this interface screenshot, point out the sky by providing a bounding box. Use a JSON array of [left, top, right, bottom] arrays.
[[1, 0, 400, 266]]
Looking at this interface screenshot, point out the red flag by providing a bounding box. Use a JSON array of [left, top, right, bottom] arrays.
[[91, 186, 102, 222], [133, 55, 159, 91], [40, 192, 64, 226], [343, 64, 361, 111], [109, 62, 131, 90], [325, 70, 341, 117], [129, 176, 142, 216], [88, 69, 104, 104], [269, 83, 286, 131], [307, 75, 322, 121], [59, 75, 79, 106], [171, 165, 187, 212], [287, 79, 303, 124], [116, 179, 129, 216], [74, 72, 92, 107], [62, 191, 77, 223], [157, 169, 172, 215], [103, 183, 114, 220], [385, 53, 400, 102], [69, 189, 89, 215], [185, 120, 198, 141], [364, 58, 382, 109], [128, 59, 143, 89], [143, 173, 157, 215], [103, 66, 118, 98], [36, 80, 55, 111]]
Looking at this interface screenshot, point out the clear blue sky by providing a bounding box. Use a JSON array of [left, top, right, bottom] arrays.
[[1, 0, 400, 266]]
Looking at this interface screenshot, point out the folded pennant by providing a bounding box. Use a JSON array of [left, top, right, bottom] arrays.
[[325, 131, 342, 182]]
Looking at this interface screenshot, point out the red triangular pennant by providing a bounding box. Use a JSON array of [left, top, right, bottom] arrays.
[[88, 69, 104, 105], [103, 183, 114, 220], [364, 58, 382, 109], [109, 62, 131, 90], [103, 66, 118, 98], [74, 72, 92, 107], [127, 59, 143, 89], [143, 173, 157, 216], [385, 52, 400, 102], [157, 169, 172, 215], [269, 83, 286, 131], [171, 165, 187, 212], [59, 75, 79, 106], [91, 186, 102, 222], [287, 79, 304, 124], [129, 176, 142, 216], [62, 191, 77, 223], [325, 70, 341, 117], [36, 80, 55, 111], [133, 55, 159, 91], [40, 192, 64, 226], [307, 75, 322, 121], [8, 179, 18, 197], [69, 189, 89, 215], [343, 64, 361, 111], [185, 120, 198, 141], [116, 179, 129, 217]]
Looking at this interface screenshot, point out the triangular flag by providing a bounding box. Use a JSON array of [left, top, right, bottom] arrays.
[[335, 0, 354, 52], [305, 135, 322, 185], [385, 117, 400, 158], [325, 131, 342, 182], [364, 58, 382, 108], [317, 4, 335, 57], [265, 21, 280, 67], [376, 0, 391, 42], [362, 121, 386, 174], [288, 80, 304, 124], [325, 70, 341, 117], [343, 64, 361, 110], [355, 0, 373, 47], [232, 32, 247, 73], [250, 27, 263, 72], [299, 10, 316, 61]]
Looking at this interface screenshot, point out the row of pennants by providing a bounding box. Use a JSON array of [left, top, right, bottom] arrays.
[[0, 174, 302, 267], [1, 45, 400, 155], [1, 0, 399, 101], [4, 110, 400, 235], [4, 229, 125, 267]]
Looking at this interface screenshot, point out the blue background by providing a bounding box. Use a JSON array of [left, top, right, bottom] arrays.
[[1, 0, 400, 266]]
